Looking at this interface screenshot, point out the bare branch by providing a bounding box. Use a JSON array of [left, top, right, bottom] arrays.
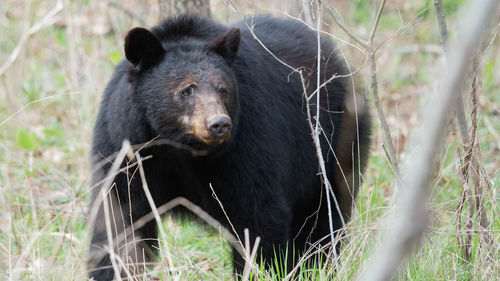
[[469, 65, 494, 251], [366, 0, 402, 178], [90, 136, 208, 182], [89, 194, 262, 276], [369, 53, 401, 177], [326, 0, 402, 178], [324, 2, 369, 49], [226, 1, 349, 252], [373, 9, 426, 54], [0, 91, 78, 128], [100, 141, 130, 281], [455, 147, 474, 262], [134, 151, 175, 273], [358, 0, 499, 280], [312, 0, 343, 255], [369, 0, 387, 45]]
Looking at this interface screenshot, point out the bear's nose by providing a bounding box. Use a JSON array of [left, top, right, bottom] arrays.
[[207, 116, 232, 138]]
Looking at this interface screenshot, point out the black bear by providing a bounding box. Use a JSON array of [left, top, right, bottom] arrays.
[[87, 14, 370, 280]]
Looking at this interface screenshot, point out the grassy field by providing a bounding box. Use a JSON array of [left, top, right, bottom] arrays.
[[0, 0, 498, 280]]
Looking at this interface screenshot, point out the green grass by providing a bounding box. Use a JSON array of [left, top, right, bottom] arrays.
[[0, 0, 498, 280]]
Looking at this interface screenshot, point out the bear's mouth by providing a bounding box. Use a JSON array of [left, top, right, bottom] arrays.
[[175, 130, 231, 150], [189, 133, 230, 146]]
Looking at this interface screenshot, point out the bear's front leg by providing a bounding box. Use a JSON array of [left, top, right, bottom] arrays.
[[87, 180, 159, 281], [228, 202, 294, 279]]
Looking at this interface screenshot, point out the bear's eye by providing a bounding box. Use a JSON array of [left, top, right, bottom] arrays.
[[219, 88, 228, 97], [181, 86, 194, 97]]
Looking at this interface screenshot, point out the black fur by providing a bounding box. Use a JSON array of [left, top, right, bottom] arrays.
[[88, 14, 371, 280]]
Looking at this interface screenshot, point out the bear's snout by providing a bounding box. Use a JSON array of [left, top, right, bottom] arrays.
[[207, 116, 232, 139]]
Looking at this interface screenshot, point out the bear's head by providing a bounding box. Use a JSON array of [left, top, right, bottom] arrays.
[[124, 26, 240, 149]]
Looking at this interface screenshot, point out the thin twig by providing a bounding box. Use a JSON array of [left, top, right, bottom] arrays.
[[101, 142, 131, 281], [0, 90, 78, 129], [367, 0, 401, 178], [469, 65, 494, 250], [271, 8, 366, 53], [227, 0, 348, 264], [313, 0, 340, 257], [373, 9, 427, 55], [207, 183, 264, 279], [369, 53, 401, 177], [455, 147, 473, 262], [324, 2, 369, 49], [369, 0, 387, 45], [454, 149, 467, 261], [326, 0, 402, 178], [434, 0, 470, 145], [134, 151, 175, 274], [88, 195, 259, 277], [90, 137, 208, 184]]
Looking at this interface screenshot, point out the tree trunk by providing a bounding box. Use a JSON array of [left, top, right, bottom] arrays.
[[158, 0, 211, 20]]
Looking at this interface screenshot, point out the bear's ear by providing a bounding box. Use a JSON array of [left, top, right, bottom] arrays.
[[124, 27, 165, 69], [209, 27, 241, 65]]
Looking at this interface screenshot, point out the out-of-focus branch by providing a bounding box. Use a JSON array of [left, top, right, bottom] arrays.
[[357, 0, 499, 280], [107, 0, 146, 26], [397, 44, 443, 54], [0, 0, 63, 77], [434, 0, 450, 50], [435, 0, 473, 263]]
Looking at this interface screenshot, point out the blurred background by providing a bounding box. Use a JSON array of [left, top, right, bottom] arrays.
[[0, 0, 498, 280]]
